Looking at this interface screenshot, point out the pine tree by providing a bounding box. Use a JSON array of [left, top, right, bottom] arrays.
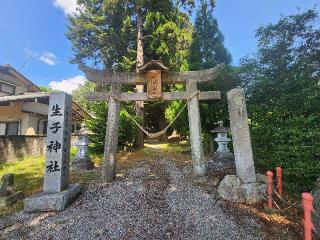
[[189, 0, 231, 70]]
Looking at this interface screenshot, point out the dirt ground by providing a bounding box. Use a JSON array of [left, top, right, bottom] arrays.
[[0, 144, 304, 239]]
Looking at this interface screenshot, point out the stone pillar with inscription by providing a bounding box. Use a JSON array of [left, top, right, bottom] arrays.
[[218, 88, 266, 204], [227, 88, 256, 183], [24, 92, 82, 212]]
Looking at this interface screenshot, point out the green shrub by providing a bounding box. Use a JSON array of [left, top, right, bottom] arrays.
[[238, 9, 320, 195], [251, 113, 320, 195]]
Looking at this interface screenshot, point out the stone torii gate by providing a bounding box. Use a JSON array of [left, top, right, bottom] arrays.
[[80, 60, 223, 181]]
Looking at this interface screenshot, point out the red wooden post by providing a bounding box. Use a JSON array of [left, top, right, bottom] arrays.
[[267, 171, 273, 208], [302, 192, 314, 240], [276, 167, 283, 197]]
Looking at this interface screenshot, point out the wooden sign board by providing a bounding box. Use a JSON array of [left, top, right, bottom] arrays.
[[147, 70, 162, 99]]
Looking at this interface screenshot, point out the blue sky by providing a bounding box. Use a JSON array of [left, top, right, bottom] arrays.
[[0, 0, 319, 93]]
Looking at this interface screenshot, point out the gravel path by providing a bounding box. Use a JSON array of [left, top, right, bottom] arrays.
[[0, 156, 265, 240]]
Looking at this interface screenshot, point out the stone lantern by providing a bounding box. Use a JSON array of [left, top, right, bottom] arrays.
[[71, 128, 93, 171], [210, 121, 233, 161]]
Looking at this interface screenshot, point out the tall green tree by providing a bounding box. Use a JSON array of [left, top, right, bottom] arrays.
[[238, 9, 320, 194], [67, 0, 194, 149], [67, 0, 136, 70], [72, 81, 137, 151], [189, 0, 231, 70], [166, 0, 235, 149]]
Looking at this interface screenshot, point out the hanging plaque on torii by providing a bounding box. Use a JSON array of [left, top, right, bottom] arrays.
[[79, 60, 223, 181]]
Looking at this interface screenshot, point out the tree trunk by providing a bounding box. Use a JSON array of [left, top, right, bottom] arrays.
[[159, 111, 167, 142], [134, 7, 145, 148]]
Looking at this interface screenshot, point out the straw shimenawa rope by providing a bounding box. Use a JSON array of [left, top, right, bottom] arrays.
[[110, 91, 200, 139]]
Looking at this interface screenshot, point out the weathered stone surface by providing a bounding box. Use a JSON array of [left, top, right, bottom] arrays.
[[0, 135, 81, 163], [256, 173, 267, 184], [44, 92, 72, 193], [241, 183, 266, 204], [25, 92, 82, 213], [102, 83, 122, 181], [227, 88, 256, 183], [71, 132, 93, 171], [213, 152, 234, 161], [24, 184, 82, 212], [80, 62, 224, 84], [87, 90, 221, 101], [72, 159, 94, 171], [0, 173, 15, 197], [211, 122, 234, 161], [218, 175, 245, 203], [218, 175, 265, 204], [0, 191, 24, 208], [191, 176, 220, 187], [312, 184, 320, 234], [186, 80, 206, 177], [0, 173, 24, 207]]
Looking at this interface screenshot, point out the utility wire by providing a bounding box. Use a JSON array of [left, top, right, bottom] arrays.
[[19, 53, 34, 71]]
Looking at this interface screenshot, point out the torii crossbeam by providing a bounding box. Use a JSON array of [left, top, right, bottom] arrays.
[[80, 60, 223, 181]]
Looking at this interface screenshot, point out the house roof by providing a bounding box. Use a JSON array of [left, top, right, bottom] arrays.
[[0, 92, 51, 102], [0, 65, 41, 92], [0, 65, 91, 120], [0, 92, 91, 120]]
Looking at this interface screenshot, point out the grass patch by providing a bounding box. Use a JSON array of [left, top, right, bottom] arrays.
[[144, 141, 191, 154], [0, 142, 193, 197], [0, 142, 194, 218], [0, 154, 104, 218], [0, 156, 45, 218], [0, 156, 45, 196]]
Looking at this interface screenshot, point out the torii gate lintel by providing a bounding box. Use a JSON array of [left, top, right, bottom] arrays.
[[80, 60, 223, 181]]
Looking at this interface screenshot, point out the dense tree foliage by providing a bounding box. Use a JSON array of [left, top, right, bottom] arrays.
[[166, 0, 235, 148], [189, 0, 231, 70], [238, 9, 320, 194], [68, 0, 196, 150], [39, 86, 53, 92], [72, 81, 137, 151], [67, 0, 194, 70], [68, 1, 320, 194]]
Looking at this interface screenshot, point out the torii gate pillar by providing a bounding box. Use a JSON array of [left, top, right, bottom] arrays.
[[102, 83, 122, 181], [80, 60, 223, 181], [187, 80, 206, 176]]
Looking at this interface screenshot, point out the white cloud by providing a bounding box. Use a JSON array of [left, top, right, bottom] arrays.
[[49, 75, 86, 94], [39, 52, 57, 66], [24, 47, 38, 57], [53, 0, 78, 15]]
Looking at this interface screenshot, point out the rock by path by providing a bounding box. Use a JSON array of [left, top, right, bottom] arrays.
[[0, 156, 266, 240]]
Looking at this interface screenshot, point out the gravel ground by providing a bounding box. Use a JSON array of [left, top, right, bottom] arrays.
[[0, 156, 266, 240]]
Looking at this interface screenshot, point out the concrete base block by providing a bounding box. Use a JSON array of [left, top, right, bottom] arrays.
[[218, 175, 266, 204], [24, 184, 82, 212], [0, 191, 24, 208]]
